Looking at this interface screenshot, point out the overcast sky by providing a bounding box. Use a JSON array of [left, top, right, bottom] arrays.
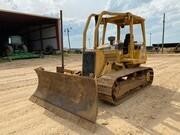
[[0, 0, 179, 48]]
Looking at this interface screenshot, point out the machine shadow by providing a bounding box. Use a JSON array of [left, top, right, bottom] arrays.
[[43, 108, 115, 135], [98, 85, 180, 134]]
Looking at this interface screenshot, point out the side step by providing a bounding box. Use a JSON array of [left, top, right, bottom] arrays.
[[30, 67, 97, 131]]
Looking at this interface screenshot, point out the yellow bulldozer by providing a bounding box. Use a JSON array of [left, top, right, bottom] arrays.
[[30, 11, 153, 130]]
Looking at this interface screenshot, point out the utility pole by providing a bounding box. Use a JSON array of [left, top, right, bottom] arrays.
[[64, 27, 72, 52], [150, 32, 152, 46], [162, 13, 165, 53], [60, 10, 64, 71]]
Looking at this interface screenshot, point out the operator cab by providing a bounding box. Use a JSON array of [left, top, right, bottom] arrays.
[[107, 33, 131, 54], [84, 12, 146, 56]]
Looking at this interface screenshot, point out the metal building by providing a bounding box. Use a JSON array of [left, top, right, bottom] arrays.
[[0, 9, 61, 56]]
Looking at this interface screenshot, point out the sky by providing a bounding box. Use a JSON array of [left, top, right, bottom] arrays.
[[0, 0, 179, 48]]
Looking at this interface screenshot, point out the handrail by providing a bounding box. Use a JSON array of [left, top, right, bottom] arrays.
[[83, 14, 97, 52], [83, 11, 145, 50]]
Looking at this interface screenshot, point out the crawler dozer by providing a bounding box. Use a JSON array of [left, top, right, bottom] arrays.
[[30, 11, 153, 129]]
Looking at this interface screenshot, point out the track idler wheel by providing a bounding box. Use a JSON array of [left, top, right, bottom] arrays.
[[145, 69, 154, 85]]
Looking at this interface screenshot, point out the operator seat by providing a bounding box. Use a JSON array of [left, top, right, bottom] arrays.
[[123, 33, 130, 54]]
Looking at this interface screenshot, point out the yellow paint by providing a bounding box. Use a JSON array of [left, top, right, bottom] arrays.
[[83, 11, 148, 77]]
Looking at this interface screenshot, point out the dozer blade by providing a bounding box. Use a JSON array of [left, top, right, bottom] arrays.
[[30, 68, 97, 125]]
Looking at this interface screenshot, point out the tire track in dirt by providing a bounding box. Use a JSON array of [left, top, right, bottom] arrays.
[[0, 97, 30, 111], [0, 103, 37, 122], [0, 87, 34, 105], [0, 78, 37, 91], [0, 84, 36, 95], [0, 110, 46, 134]]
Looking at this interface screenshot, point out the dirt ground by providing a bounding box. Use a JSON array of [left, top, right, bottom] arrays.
[[0, 54, 180, 135]]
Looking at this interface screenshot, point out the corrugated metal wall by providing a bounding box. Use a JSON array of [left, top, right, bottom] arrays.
[[28, 24, 58, 51]]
